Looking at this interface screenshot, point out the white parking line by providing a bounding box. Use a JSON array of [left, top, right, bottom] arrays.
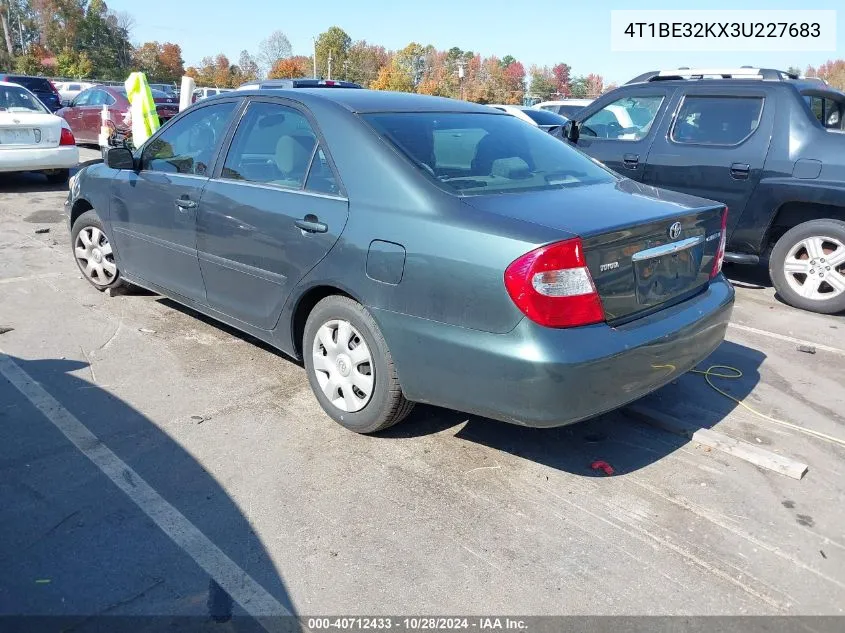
[[728, 322, 845, 356], [0, 351, 294, 633]]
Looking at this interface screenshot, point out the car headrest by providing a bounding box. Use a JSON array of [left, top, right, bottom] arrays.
[[275, 134, 315, 175]]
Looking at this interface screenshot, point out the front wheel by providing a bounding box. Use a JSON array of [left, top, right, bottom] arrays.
[[303, 295, 414, 434], [769, 219, 845, 314]]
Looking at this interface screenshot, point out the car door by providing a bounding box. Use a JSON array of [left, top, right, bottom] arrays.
[[196, 98, 349, 330], [109, 99, 240, 303], [642, 88, 772, 237], [573, 89, 674, 180]]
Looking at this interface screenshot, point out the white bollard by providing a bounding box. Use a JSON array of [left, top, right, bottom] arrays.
[[98, 104, 110, 158], [179, 76, 196, 112]]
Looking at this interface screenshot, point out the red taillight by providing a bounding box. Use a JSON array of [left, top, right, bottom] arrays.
[[504, 237, 605, 328], [710, 207, 728, 279], [60, 127, 75, 146]]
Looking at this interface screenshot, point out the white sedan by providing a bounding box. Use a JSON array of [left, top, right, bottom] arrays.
[[0, 81, 79, 184], [487, 104, 570, 137]]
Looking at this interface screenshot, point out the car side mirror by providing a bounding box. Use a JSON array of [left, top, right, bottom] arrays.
[[106, 147, 135, 170], [564, 120, 580, 144]]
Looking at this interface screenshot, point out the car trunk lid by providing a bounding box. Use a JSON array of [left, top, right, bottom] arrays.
[[0, 111, 63, 149], [461, 179, 726, 323]]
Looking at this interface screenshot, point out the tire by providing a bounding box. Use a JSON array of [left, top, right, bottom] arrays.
[[45, 168, 70, 185], [71, 210, 124, 292], [769, 219, 845, 314], [303, 295, 414, 434]]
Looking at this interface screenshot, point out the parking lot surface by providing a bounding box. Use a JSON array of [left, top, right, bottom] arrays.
[[1, 151, 844, 623]]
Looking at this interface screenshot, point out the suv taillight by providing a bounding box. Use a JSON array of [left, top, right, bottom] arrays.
[[60, 127, 75, 146], [505, 237, 605, 328], [711, 207, 728, 279]]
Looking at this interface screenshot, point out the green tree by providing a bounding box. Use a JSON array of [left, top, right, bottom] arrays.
[[315, 26, 351, 79], [569, 75, 588, 98], [14, 50, 43, 74], [345, 40, 388, 86], [528, 65, 556, 101], [56, 46, 93, 77], [787, 66, 802, 77]]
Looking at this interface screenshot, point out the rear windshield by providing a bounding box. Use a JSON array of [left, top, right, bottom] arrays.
[[521, 109, 569, 125], [5, 76, 53, 92], [558, 105, 586, 118], [364, 112, 615, 196], [0, 84, 48, 113]]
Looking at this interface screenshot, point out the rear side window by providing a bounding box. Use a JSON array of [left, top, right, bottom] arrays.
[[221, 101, 332, 192], [672, 96, 764, 146], [803, 95, 843, 129]]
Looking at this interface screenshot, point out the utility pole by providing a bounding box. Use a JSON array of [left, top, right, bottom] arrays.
[[458, 61, 465, 100], [312, 37, 317, 78], [343, 59, 349, 81], [327, 51, 332, 80]]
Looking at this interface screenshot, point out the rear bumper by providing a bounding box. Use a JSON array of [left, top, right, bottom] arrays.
[[0, 146, 78, 172], [373, 277, 734, 427]]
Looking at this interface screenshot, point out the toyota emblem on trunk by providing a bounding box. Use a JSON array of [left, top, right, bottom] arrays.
[[668, 222, 682, 240]]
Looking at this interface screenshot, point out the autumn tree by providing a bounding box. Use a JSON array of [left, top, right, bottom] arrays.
[[268, 55, 310, 79], [257, 30, 291, 76], [133, 42, 162, 80], [551, 63, 571, 97], [585, 73, 604, 97], [528, 65, 556, 101], [345, 40, 389, 86], [315, 26, 351, 79], [569, 75, 588, 98], [502, 60, 525, 104], [157, 42, 184, 83], [806, 59, 845, 90]]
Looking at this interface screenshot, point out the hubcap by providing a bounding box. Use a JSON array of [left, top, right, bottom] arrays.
[[783, 235, 845, 301], [311, 319, 374, 413], [75, 226, 117, 286]]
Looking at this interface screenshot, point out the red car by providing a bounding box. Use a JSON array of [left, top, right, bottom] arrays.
[[56, 85, 179, 145]]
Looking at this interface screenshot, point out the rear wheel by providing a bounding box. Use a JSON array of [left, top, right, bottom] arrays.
[[769, 219, 845, 314], [71, 210, 123, 291], [303, 295, 414, 434]]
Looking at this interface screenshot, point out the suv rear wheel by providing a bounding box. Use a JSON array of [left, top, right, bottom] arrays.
[[769, 219, 845, 314]]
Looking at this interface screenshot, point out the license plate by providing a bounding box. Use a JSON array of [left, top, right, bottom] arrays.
[[0, 128, 36, 144], [632, 236, 704, 305]]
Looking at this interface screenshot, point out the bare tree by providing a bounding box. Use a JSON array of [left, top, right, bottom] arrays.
[[257, 30, 292, 76], [0, 1, 14, 57]]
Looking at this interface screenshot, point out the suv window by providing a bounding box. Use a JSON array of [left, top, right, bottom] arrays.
[[221, 101, 322, 191], [672, 96, 764, 146], [5, 75, 52, 92], [141, 102, 237, 175], [804, 95, 843, 130], [580, 95, 664, 140]]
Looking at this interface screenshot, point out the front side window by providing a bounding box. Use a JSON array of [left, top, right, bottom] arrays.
[[365, 111, 615, 196], [221, 101, 324, 191], [671, 96, 764, 145], [141, 101, 237, 175], [580, 95, 664, 140], [0, 85, 47, 113], [73, 90, 92, 107]]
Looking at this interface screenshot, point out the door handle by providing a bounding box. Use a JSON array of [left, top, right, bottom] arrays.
[[623, 153, 640, 169], [295, 214, 328, 234], [730, 163, 750, 180], [175, 198, 197, 210]]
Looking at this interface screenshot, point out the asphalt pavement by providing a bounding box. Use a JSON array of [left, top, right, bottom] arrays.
[[1, 150, 843, 627]]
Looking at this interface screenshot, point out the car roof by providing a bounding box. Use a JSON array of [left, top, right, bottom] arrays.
[[622, 76, 845, 97], [227, 88, 504, 114]]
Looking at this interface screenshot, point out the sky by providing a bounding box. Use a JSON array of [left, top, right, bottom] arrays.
[[104, 0, 842, 85]]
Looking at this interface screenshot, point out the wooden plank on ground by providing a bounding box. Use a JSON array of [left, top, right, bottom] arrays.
[[626, 404, 809, 480]]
